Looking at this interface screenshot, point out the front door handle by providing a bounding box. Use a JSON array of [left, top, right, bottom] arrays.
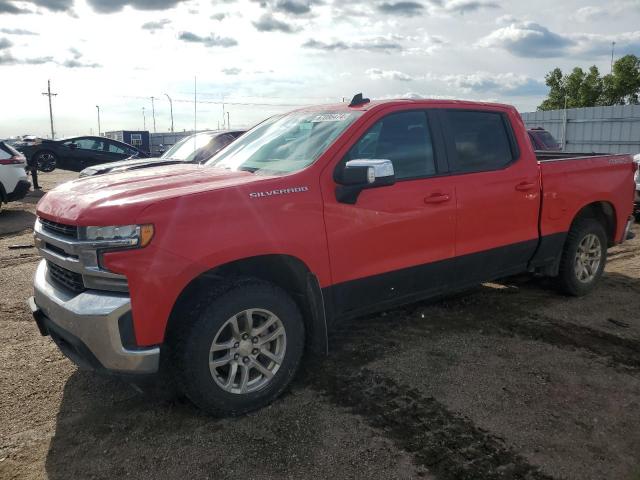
[[424, 193, 451, 204], [515, 181, 537, 192]]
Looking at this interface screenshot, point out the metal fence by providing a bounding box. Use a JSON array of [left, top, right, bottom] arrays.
[[520, 105, 640, 155]]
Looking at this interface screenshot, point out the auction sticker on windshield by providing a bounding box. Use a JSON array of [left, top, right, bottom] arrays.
[[311, 113, 352, 122]]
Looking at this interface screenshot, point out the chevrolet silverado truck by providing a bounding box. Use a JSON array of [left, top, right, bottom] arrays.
[[29, 96, 636, 415]]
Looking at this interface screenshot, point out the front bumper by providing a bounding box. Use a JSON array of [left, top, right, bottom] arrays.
[[7, 179, 31, 202], [29, 260, 159, 374]]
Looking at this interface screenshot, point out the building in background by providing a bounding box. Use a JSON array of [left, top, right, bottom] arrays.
[[104, 130, 150, 154], [521, 105, 640, 155]]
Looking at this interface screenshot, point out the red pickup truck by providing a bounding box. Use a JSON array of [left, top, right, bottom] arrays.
[[29, 96, 636, 415]]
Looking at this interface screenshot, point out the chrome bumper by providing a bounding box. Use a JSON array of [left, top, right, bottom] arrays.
[[29, 260, 159, 374]]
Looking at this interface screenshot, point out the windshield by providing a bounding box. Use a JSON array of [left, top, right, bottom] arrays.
[[161, 133, 213, 161], [206, 110, 361, 175]]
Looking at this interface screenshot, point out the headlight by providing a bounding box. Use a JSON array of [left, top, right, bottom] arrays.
[[81, 224, 154, 248]]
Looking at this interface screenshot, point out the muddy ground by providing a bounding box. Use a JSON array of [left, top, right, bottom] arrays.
[[1, 170, 639, 480]]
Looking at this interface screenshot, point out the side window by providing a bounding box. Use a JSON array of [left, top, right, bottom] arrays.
[[74, 139, 105, 151], [445, 110, 515, 173], [345, 111, 436, 180], [107, 142, 126, 154]]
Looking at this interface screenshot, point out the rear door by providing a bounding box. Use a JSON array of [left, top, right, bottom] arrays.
[[439, 108, 540, 284], [63, 138, 111, 170], [104, 140, 132, 161], [323, 109, 457, 317]]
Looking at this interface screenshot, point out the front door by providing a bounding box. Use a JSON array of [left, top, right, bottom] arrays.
[[322, 109, 457, 317]]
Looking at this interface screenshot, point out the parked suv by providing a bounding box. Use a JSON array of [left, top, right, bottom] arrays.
[[29, 96, 635, 416], [0, 141, 30, 212]]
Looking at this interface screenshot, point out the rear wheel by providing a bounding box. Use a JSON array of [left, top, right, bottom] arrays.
[[34, 151, 57, 172], [176, 279, 305, 416], [556, 218, 607, 296]]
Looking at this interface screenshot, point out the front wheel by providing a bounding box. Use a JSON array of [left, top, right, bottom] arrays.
[[556, 218, 607, 296], [176, 279, 305, 416], [34, 151, 57, 172]]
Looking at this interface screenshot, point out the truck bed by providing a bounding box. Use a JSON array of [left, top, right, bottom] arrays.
[[538, 152, 635, 243]]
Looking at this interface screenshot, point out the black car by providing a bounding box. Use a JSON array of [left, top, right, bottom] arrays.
[[78, 130, 245, 177], [16, 136, 148, 173]]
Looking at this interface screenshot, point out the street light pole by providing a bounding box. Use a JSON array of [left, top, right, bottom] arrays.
[[142, 107, 146, 130], [150, 96, 157, 133], [96, 105, 101, 136], [164, 93, 174, 133], [42, 79, 57, 139]]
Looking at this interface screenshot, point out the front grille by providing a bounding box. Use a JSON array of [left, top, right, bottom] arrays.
[[40, 218, 78, 239], [47, 261, 85, 293]]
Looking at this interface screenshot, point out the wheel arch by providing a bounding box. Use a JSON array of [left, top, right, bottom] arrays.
[[165, 254, 329, 356], [571, 201, 617, 247]]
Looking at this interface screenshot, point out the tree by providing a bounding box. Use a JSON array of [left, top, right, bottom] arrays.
[[537, 55, 640, 110]]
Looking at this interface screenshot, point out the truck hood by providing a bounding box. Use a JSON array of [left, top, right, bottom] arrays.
[[37, 164, 268, 225]]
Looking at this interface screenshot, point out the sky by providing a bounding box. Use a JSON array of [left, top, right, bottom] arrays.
[[0, 0, 639, 138]]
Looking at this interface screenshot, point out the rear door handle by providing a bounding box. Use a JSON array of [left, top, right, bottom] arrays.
[[515, 181, 537, 192], [424, 193, 451, 204]]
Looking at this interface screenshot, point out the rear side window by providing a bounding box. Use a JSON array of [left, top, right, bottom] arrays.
[[107, 142, 126, 154], [444, 110, 515, 173], [345, 111, 436, 180]]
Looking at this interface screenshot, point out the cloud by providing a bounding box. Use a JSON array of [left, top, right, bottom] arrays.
[[438, 72, 546, 96], [478, 20, 640, 59], [211, 12, 226, 20], [178, 31, 238, 47], [476, 21, 574, 57], [443, 0, 499, 14], [303, 36, 403, 53], [142, 18, 171, 30], [571, 6, 606, 23], [366, 68, 413, 81], [0, 0, 32, 13], [0, 51, 53, 65], [222, 67, 242, 75], [0, 38, 12, 49], [253, 13, 298, 32], [30, 0, 73, 11], [0, 28, 38, 35], [86, 0, 188, 13], [377, 2, 425, 16], [254, 0, 323, 16], [62, 58, 101, 68]]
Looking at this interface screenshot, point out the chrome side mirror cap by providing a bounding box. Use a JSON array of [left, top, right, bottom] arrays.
[[336, 158, 396, 204]]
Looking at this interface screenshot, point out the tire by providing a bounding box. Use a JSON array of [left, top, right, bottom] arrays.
[[556, 218, 607, 296], [176, 279, 305, 416], [34, 151, 57, 172]]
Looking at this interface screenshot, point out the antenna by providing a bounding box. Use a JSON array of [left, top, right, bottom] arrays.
[[349, 93, 370, 107]]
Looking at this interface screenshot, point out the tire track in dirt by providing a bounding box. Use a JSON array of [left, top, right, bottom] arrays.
[[308, 359, 555, 480], [307, 279, 640, 480]]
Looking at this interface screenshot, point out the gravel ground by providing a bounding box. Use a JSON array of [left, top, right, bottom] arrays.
[[1, 169, 639, 480]]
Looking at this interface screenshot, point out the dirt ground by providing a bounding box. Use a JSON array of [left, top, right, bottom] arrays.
[[1, 170, 639, 480]]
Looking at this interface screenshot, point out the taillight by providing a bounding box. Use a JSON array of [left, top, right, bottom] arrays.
[[0, 156, 26, 165]]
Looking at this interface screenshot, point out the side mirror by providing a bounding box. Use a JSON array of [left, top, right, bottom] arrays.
[[336, 159, 395, 204]]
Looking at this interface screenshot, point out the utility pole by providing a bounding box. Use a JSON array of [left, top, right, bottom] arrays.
[[227, 111, 230, 130], [611, 41, 616, 73], [42, 79, 57, 139], [96, 105, 101, 136], [150, 96, 157, 133], [164, 93, 174, 133], [142, 107, 146, 130]]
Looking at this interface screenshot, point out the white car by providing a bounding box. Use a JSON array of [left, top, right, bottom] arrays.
[[0, 141, 30, 213]]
